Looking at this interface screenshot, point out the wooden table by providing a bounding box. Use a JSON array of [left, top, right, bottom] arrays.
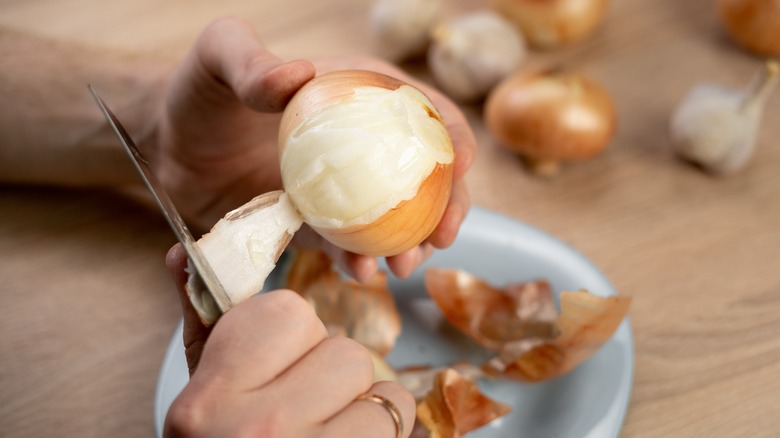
[[2, 0, 779, 436]]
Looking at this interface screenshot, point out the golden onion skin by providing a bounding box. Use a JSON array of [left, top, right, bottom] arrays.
[[717, 0, 780, 56], [484, 69, 616, 170]]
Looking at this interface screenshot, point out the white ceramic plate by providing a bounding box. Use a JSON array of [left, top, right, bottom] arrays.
[[154, 207, 634, 437]]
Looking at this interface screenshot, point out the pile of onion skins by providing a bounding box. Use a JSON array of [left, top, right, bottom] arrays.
[[285, 250, 631, 437]]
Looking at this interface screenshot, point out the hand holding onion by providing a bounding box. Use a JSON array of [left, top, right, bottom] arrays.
[[149, 18, 475, 323]]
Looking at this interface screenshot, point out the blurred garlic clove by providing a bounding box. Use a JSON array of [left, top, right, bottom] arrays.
[[368, 348, 399, 383], [279, 70, 454, 257], [670, 60, 779, 175], [370, 0, 444, 62], [187, 190, 303, 325], [428, 10, 527, 102]]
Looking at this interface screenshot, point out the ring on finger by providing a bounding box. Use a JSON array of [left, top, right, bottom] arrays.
[[357, 393, 403, 438]]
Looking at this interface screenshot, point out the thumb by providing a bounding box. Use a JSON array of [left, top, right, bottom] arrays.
[[165, 243, 213, 376], [194, 17, 315, 112]]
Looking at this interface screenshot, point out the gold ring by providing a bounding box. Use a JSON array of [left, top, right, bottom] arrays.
[[357, 393, 403, 438]]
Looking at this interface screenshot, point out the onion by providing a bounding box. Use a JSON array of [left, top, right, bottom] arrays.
[[491, 0, 610, 49], [423, 268, 559, 351], [279, 70, 454, 256], [717, 0, 780, 56], [484, 68, 617, 176], [483, 290, 631, 382]]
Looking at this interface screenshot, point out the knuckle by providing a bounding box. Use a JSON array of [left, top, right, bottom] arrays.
[[235, 409, 288, 438], [164, 389, 209, 437], [326, 337, 375, 387], [266, 289, 317, 321]]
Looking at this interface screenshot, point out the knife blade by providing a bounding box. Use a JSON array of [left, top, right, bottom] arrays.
[[88, 85, 231, 319]]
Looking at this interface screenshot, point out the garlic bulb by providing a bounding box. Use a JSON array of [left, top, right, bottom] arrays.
[[428, 10, 527, 102], [370, 0, 443, 62], [492, 0, 610, 49], [670, 60, 779, 174], [717, 0, 780, 56]]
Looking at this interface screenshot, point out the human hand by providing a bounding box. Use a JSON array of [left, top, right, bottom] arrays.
[[152, 17, 475, 282], [164, 244, 415, 437]]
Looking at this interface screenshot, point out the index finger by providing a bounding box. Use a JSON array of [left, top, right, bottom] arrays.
[[193, 289, 329, 389]]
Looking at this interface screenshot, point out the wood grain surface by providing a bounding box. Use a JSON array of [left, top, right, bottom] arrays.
[[2, 0, 779, 437]]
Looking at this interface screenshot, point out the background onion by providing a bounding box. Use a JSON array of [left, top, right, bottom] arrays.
[[484, 68, 617, 175], [491, 0, 610, 49], [717, 0, 780, 56]]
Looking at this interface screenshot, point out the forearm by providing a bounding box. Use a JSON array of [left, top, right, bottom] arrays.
[[0, 27, 173, 188]]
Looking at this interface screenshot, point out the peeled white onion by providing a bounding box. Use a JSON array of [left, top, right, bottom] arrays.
[[279, 70, 454, 256]]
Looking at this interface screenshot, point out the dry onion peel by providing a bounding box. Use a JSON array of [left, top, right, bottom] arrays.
[[279, 70, 454, 256], [484, 290, 631, 382], [284, 248, 334, 294], [286, 255, 512, 436], [396, 361, 484, 401], [670, 60, 779, 174], [717, 0, 780, 56], [286, 249, 402, 357], [424, 268, 559, 351], [424, 267, 630, 382], [415, 368, 512, 438]]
